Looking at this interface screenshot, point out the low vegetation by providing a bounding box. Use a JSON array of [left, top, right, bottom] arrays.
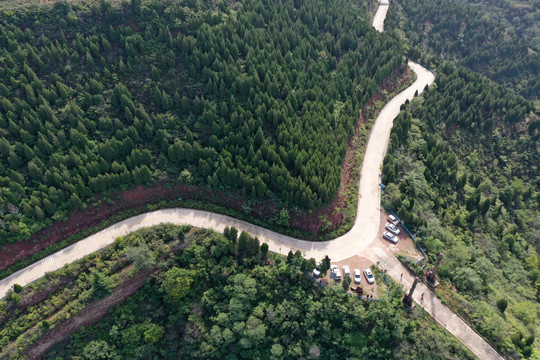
[[0, 224, 474, 360]]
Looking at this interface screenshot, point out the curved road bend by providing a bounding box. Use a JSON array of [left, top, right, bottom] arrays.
[[0, 62, 434, 299], [0, 3, 503, 360], [372, 0, 390, 32]]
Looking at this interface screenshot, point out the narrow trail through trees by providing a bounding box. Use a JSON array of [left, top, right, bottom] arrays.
[[0, 2, 503, 359]]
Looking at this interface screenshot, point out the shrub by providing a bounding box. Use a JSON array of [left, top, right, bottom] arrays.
[[13, 284, 23, 293], [452, 267, 482, 292], [8, 292, 21, 303], [522, 346, 532, 358], [41, 320, 50, 330], [511, 331, 523, 346], [496, 298, 508, 313], [342, 275, 352, 291]]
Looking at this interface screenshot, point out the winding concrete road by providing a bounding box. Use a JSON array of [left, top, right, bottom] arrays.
[[0, 3, 503, 360], [372, 0, 390, 32], [0, 61, 433, 297]]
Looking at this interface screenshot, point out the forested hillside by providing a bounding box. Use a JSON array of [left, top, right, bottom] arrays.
[[0, 225, 472, 360], [456, 0, 540, 49], [0, 0, 406, 244], [383, 63, 540, 358], [386, 0, 540, 100]]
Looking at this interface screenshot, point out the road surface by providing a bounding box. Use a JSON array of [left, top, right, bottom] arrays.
[[0, 3, 503, 360]]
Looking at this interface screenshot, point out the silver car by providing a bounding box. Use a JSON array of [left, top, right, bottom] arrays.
[[353, 269, 362, 284], [382, 231, 398, 244], [385, 222, 400, 235]]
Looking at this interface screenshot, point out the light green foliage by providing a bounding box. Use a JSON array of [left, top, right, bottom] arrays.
[[82, 340, 117, 360], [143, 324, 164, 345], [511, 302, 538, 326], [42, 227, 476, 360], [161, 267, 193, 303], [452, 268, 482, 293], [383, 61, 539, 356]]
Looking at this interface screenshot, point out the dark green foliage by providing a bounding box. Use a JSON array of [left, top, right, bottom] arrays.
[[260, 242, 269, 258], [12, 284, 23, 293], [91, 271, 114, 300], [455, 0, 540, 50], [0, 0, 405, 245], [41, 320, 50, 331], [342, 274, 352, 291], [525, 334, 535, 347], [387, 0, 540, 99], [496, 298, 508, 313], [321, 255, 331, 275]]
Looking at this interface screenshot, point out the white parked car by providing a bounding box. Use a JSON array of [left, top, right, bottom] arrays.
[[382, 231, 398, 244], [313, 267, 321, 277], [330, 265, 342, 281], [343, 265, 351, 277], [385, 222, 400, 235], [353, 269, 362, 284], [364, 268, 375, 284], [388, 214, 399, 226]]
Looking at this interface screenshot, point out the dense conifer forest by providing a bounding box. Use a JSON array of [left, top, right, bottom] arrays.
[[386, 0, 540, 100], [0, 0, 405, 245], [383, 63, 539, 357], [456, 0, 540, 49]]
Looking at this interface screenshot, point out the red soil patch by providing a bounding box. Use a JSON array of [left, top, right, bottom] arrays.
[[0, 65, 414, 274]]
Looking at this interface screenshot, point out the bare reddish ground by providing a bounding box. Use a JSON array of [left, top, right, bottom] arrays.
[[0, 65, 413, 273], [0, 182, 245, 272]]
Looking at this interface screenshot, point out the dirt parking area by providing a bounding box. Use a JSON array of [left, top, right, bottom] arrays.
[[376, 210, 424, 261], [318, 255, 379, 298]]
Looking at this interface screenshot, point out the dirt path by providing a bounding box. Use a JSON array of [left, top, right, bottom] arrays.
[[23, 268, 152, 360]]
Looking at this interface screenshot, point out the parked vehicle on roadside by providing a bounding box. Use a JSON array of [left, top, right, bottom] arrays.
[[388, 214, 399, 226], [343, 265, 351, 277], [382, 231, 398, 244], [313, 267, 321, 277], [330, 265, 342, 281], [385, 222, 400, 235], [353, 269, 362, 284], [364, 268, 375, 284]]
